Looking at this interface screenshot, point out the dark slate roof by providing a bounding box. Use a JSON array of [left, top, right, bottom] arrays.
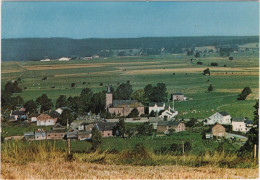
[[157, 121, 169, 126], [171, 93, 183, 95], [219, 111, 229, 116], [157, 121, 181, 126], [11, 111, 25, 116], [95, 122, 116, 131], [52, 123, 66, 131], [232, 117, 244, 122], [113, 100, 144, 108], [149, 102, 164, 107], [168, 121, 180, 126], [44, 110, 60, 118]]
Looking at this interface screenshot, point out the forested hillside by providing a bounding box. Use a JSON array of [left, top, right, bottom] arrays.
[[2, 36, 258, 61]]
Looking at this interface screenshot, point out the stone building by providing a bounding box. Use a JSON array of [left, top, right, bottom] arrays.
[[106, 86, 144, 116], [212, 124, 225, 138]]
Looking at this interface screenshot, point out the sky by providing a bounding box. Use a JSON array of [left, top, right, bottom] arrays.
[[1, 1, 259, 39]]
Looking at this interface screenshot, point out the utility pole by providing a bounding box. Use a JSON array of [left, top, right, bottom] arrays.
[[67, 139, 71, 154], [182, 141, 185, 155], [254, 144, 257, 160], [67, 118, 69, 129]]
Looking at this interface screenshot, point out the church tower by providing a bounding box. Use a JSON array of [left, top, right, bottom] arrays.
[[106, 85, 113, 109]]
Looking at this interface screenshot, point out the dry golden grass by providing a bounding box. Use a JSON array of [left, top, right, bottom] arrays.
[[1, 161, 258, 179]]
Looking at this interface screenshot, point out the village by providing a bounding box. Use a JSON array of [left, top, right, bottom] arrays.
[[4, 85, 253, 143]]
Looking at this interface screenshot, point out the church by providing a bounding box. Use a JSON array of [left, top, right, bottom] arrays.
[[106, 86, 145, 116]]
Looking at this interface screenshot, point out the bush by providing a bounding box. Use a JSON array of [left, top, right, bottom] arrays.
[[210, 62, 218, 66], [229, 56, 234, 60], [237, 87, 252, 100], [71, 83, 76, 88], [203, 68, 210, 75], [197, 61, 203, 65], [208, 84, 213, 92]]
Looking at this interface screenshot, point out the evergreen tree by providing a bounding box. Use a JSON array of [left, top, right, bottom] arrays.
[[91, 127, 102, 151]]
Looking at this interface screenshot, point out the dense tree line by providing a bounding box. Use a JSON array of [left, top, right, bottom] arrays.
[[2, 36, 258, 61]]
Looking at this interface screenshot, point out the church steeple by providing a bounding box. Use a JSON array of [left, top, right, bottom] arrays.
[[106, 84, 113, 109]]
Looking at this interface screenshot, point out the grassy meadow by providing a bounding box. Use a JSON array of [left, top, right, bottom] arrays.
[[1, 50, 259, 119]]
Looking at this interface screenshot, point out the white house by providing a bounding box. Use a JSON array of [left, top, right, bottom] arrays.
[[40, 58, 51, 62], [232, 117, 253, 133], [159, 106, 178, 120], [36, 114, 58, 126], [204, 111, 231, 125], [59, 57, 71, 61], [149, 102, 165, 114]]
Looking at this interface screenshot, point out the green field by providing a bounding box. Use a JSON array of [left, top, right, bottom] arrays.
[[1, 50, 259, 119]]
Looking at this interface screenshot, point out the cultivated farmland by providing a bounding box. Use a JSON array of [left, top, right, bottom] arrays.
[[1, 51, 259, 119]]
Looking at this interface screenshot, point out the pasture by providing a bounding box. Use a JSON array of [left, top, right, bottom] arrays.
[[1, 51, 259, 119]]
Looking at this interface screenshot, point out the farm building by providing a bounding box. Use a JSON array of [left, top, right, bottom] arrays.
[[24, 132, 35, 141], [149, 117, 161, 129], [46, 131, 65, 140], [106, 86, 144, 116], [204, 111, 231, 125], [59, 57, 71, 61], [232, 117, 253, 133], [157, 121, 185, 134], [9, 110, 27, 121], [149, 102, 165, 114], [94, 121, 116, 137], [78, 131, 92, 141], [65, 131, 79, 139], [212, 124, 225, 138], [36, 113, 58, 126], [35, 129, 47, 140], [171, 93, 186, 101]]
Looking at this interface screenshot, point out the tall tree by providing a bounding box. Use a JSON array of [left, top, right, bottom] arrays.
[[131, 89, 146, 104], [24, 100, 38, 114], [114, 82, 133, 100], [91, 127, 102, 151], [56, 95, 68, 108], [91, 91, 106, 114], [79, 88, 93, 114], [58, 109, 74, 126], [128, 108, 139, 118], [36, 94, 53, 112], [239, 100, 259, 155]]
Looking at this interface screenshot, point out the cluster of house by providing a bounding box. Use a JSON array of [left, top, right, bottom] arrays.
[[24, 121, 117, 141], [203, 111, 253, 139], [40, 55, 100, 62]]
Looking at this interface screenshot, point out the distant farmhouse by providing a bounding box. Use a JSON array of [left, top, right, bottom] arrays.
[[106, 86, 144, 116], [40, 58, 51, 62], [171, 93, 187, 101], [232, 117, 253, 133], [59, 57, 71, 61], [157, 121, 186, 134], [204, 111, 231, 125]]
